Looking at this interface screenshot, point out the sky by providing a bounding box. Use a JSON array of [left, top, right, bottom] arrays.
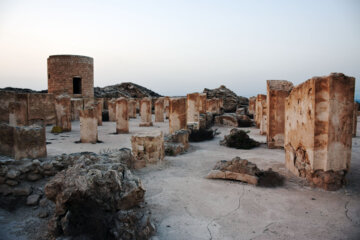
[[0, 0, 359, 98]]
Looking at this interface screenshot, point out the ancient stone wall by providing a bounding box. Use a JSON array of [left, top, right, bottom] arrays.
[[285, 73, 355, 190], [55, 95, 71, 131], [47, 55, 94, 98], [169, 98, 187, 134], [266, 80, 293, 148], [79, 107, 98, 143], [9, 102, 28, 127], [0, 91, 16, 123], [116, 98, 129, 133], [155, 97, 165, 122]]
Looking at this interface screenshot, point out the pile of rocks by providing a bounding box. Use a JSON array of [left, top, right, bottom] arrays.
[[220, 128, 259, 149], [94, 82, 162, 99]]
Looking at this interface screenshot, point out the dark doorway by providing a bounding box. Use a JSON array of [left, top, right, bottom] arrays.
[[73, 77, 82, 94]]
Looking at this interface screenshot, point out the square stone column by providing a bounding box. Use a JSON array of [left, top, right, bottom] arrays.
[[187, 93, 200, 129], [14, 124, 47, 160], [9, 102, 28, 127], [285, 73, 355, 190], [255, 94, 266, 128], [199, 93, 207, 114], [131, 131, 164, 169], [128, 99, 137, 118], [206, 98, 221, 114], [260, 103, 267, 135], [79, 107, 98, 143], [169, 97, 187, 134], [248, 96, 256, 116], [266, 80, 293, 148], [155, 97, 165, 122], [95, 99, 103, 126], [108, 99, 117, 122], [71, 98, 83, 121], [55, 94, 71, 132], [164, 97, 170, 119], [139, 97, 153, 127], [116, 98, 129, 133]]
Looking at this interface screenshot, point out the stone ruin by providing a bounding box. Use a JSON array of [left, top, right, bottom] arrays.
[[220, 128, 259, 149], [79, 107, 98, 143], [139, 97, 153, 127], [284, 73, 355, 190], [266, 80, 293, 148], [169, 97, 187, 134], [164, 129, 190, 156], [255, 94, 266, 128], [116, 97, 129, 133], [155, 97, 165, 122], [55, 94, 72, 132], [128, 99, 137, 118]]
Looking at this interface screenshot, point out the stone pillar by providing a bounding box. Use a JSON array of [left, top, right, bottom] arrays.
[[79, 107, 98, 143], [164, 97, 170, 119], [248, 96, 256, 116], [95, 99, 103, 126], [116, 98, 129, 133], [71, 98, 83, 121], [206, 98, 220, 114], [14, 124, 47, 160], [131, 131, 164, 169], [198, 93, 207, 114], [155, 98, 165, 122], [169, 98, 187, 134], [285, 73, 355, 190], [266, 80, 293, 148], [128, 99, 137, 118], [260, 104, 267, 135], [108, 99, 117, 122], [139, 98, 153, 127], [353, 102, 359, 137], [55, 94, 71, 132], [255, 94, 266, 128], [9, 102, 28, 126], [187, 93, 200, 129]]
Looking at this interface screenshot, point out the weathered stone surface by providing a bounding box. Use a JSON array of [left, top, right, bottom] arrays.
[[187, 93, 200, 127], [108, 98, 117, 122], [203, 85, 242, 112], [164, 129, 189, 156], [198, 93, 207, 114], [9, 101, 28, 127], [164, 97, 170, 119], [206, 98, 221, 114], [353, 102, 359, 137], [28, 93, 56, 125], [155, 97, 165, 122], [169, 98, 187, 134], [236, 114, 252, 127], [70, 98, 83, 121], [131, 131, 164, 169], [79, 107, 98, 143], [260, 102, 267, 135], [55, 94, 71, 132], [44, 153, 153, 239], [285, 73, 355, 190], [140, 98, 153, 127], [267, 80, 293, 148], [0, 91, 16, 123], [26, 194, 40, 206], [220, 128, 259, 149], [95, 98, 104, 126], [116, 98, 129, 133], [248, 97, 256, 116], [13, 124, 47, 160], [94, 82, 161, 99], [255, 94, 266, 128], [215, 114, 238, 127], [0, 123, 15, 157], [128, 99, 137, 118]]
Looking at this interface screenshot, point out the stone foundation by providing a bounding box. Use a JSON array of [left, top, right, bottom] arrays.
[[267, 80, 293, 148], [169, 98, 187, 134], [285, 73, 355, 190], [55, 95, 71, 132], [131, 131, 164, 169], [79, 107, 98, 143], [140, 98, 153, 127], [155, 97, 165, 122], [116, 98, 129, 133]]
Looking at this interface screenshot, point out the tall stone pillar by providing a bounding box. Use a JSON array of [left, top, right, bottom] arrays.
[[139, 98, 153, 127], [353, 102, 358, 137], [266, 80, 293, 148], [55, 94, 71, 131], [79, 107, 98, 143], [285, 73, 355, 190], [164, 97, 170, 119], [108, 99, 117, 122], [128, 99, 137, 118], [116, 98, 129, 133], [70, 98, 83, 121], [248, 96, 256, 116], [187, 93, 200, 129], [95, 99, 103, 126], [255, 94, 266, 128], [155, 98, 165, 122], [169, 98, 187, 134], [198, 93, 207, 114]]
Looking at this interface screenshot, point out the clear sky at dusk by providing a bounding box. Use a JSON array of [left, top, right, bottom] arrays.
[[0, 0, 359, 98]]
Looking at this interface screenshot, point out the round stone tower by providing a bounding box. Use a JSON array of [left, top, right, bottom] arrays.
[[47, 55, 94, 98]]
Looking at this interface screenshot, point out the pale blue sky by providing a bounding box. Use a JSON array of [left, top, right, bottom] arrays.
[[0, 0, 359, 98]]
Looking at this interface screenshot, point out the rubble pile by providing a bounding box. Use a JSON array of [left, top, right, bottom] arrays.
[[220, 128, 259, 149], [94, 82, 161, 99]]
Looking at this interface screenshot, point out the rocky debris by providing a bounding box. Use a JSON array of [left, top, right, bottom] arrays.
[[189, 128, 219, 142], [0, 87, 44, 94], [207, 157, 284, 187], [220, 128, 259, 149], [26, 194, 40, 206], [199, 113, 214, 130], [164, 130, 189, 156], [94, 82, 162, 99], [44, 152, 154, 239], [236, 114, 253, 127], [203, 85, 248, 112], [215, 113, 253, 128]]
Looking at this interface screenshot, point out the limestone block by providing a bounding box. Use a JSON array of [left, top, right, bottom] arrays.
[[155, 97, 165, 122], [131, 131, 164, 169], [266, 80, 293, 148], [55, 95, 71, 131], [169, 98, 187, 134], [284, 73, 355, 190], [116, 98, 129, 133], [79, 107, 98, 143]]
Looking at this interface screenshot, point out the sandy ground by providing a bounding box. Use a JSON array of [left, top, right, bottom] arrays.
[[1, 116, 359, 239]]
